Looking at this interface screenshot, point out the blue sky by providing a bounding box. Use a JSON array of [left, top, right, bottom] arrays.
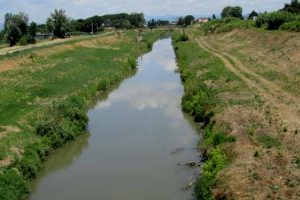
[[0, 0, 291, 23]]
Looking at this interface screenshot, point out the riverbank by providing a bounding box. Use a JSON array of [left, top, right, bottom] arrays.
[[173, 26, 300, 199], [0, 29, 167, 200]]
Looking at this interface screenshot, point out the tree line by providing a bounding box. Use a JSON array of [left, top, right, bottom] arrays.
[[211, 0, 300, 31], [0, 10, 145, 47]]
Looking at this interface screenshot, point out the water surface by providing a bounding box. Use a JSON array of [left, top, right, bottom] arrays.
[[30, 38, 200, 200]]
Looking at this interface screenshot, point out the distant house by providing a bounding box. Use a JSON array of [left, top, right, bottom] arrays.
[[170, 21, 177, 25], [197, 18, 209, 23]]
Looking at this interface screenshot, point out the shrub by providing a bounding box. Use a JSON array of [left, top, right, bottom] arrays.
[[127, 57, 137, 69], [194, 148, 227, 200], [182, 85, 215, 123], [17, 146, 42, 178], [0, 168, 29, 200], [36, 96, 88, 148], [179, 34, 189, 41], [98, 79, 110, 91], [256, 11, 296, 30], [194, 175, 214, 200], [280, 20, 300, 31], [19, 35, 36, 46]]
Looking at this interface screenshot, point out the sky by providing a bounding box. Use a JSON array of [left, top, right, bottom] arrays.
[[0, 0, 291, 23]]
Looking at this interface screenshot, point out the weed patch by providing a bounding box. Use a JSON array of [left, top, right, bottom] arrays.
[[256, 134, 281, 148]]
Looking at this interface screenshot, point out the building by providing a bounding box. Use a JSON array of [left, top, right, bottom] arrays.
[[197, 18, 209, 23]]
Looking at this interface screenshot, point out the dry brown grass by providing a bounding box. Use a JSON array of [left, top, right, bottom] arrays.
[[0, 34, 119, 74], [193, 29, 300, 199]]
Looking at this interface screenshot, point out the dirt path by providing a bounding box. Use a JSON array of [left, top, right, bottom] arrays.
[[196, 37, 300, 130], [0, 32, 112, 56]]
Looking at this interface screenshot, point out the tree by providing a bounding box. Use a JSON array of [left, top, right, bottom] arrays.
[[0, 30, 4, 41], [148, 19, 157, 29], [184, 15, 195, 26], [282, 0, 300, 13], [177, 17, 184, 26], [4, 12, 29, 46], [29, 22, 37, 37], [221, 6, 243, 19], [212, 14, 217, 19], [47, 9, 70, 38], [248, 10, 258, 20]]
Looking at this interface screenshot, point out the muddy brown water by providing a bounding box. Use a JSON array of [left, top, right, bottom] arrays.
[[29, 38, 201, 200]]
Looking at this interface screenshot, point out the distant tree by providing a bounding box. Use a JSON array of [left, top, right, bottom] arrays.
[[221, 6, 243, 19], [0, 30, 4, 41], [212, 14, 217, 19], [47, 9, 70, 38], [177, 17, 184, 26], [184, 15, 195, 26], [29, 22, 37, 37], [248, 10, 258, 20], [282, 0, 300, 13], [148, 19, 157, 29], [46, 17, 54, 34], [4, 12, 29, 46]]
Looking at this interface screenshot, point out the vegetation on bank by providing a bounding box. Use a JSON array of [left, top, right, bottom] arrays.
[[172, 32, 241, 199], [0, 29, 166, 200], [199, 0, 300, 34]]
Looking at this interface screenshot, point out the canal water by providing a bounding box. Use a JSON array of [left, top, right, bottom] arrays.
[[30, 38, 201, 200]]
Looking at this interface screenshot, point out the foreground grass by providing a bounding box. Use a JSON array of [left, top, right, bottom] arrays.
[[0, 29, 166, 200]]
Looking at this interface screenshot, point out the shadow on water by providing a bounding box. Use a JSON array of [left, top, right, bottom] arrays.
[[30, 38, 201, 200]]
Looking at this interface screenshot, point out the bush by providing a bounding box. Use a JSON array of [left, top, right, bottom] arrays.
[[127, 57, 137, 69], [194, 148, 227, 200], [280, 20, 300, 31], [194, 175, 214, 200], [36, 96, 88, 148], [0, 169, 29, 200], [19, 35, 36, 46], [98, 79, 110, 91], [256, 11, 296, 30], [182, 85, 215, 123], [179, 34, 189, 41]]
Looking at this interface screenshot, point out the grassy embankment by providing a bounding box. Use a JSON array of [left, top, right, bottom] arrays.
[[173, 23, 300, 199], [0, 29, 166, 200]]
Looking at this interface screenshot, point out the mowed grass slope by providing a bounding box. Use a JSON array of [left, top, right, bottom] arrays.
[[0, 29, 166, 200], [174, 27, 300, 199]]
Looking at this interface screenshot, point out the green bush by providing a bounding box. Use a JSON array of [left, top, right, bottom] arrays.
[[280, 20, 300, 31], [17, 147, 42, 178], [194, 148, 227, 200], [194, 175, 214, 200], [256, 11, 296, 30], [98, 79, 110, 91], [127, 57, 137, 69], [19, 35, 36, 46], [182, 85, 215, 123], [178, 34, 189, 41], [36, 96, 88, 148], [0, 168, 29, 200]]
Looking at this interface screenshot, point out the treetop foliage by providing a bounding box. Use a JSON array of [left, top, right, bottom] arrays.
[[221, 6, 243, 19]]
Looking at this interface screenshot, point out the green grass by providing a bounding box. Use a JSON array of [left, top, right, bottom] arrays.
[[256, 134, 281, 148], [0, 29, 165, 200], [172, 31, 243, 200]]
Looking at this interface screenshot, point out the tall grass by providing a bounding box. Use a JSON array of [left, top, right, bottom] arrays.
[[173, 31, 238, 199]]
